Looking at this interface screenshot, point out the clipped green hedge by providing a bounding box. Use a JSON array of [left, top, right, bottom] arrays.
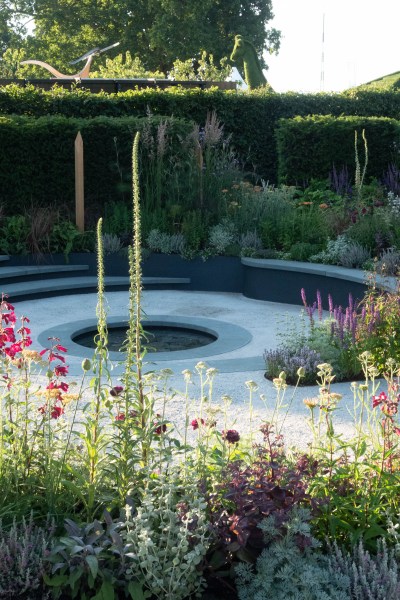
[[1, 84, 400, 181], [0, 113, 193, 215], [275, 115, 400, 185]]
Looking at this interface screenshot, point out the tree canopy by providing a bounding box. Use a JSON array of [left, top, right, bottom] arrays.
[[1, 0, 280, 77]]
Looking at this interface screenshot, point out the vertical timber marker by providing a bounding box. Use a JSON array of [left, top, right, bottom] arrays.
[[75, 131, 84, 232]]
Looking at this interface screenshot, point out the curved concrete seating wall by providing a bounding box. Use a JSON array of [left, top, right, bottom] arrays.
[[241, 258, 395, 307]]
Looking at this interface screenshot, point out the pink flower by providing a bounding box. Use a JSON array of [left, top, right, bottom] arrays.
[[115, 413, 125, 421], [55, 344, 67, 353], [222, 429, 240, 444]]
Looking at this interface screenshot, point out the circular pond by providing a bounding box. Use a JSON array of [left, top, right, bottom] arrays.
[[73, 324, 217, 352], [38, 314, 253, 365]]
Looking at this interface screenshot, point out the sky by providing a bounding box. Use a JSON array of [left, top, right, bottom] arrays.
[[265, 0, 400, 93]]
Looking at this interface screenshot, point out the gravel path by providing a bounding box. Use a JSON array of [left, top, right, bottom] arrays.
[[14, 290, 381, 449]]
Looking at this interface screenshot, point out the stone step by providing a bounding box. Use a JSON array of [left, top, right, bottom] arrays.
[[0, 264, 89, 280], [2, 276, 191, 300]]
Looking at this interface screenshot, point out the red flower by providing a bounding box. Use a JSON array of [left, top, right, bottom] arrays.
[[38, 404, 65, 419], [0, 328, 15, 346], [372, 391, 388, 408], [110, 386, 124, 397], [56, 344, 67, 353], [191, 418, 205, 430], [0, 299, 14, 311], [2, 312, 16, 325], [47, 381, 69, 393], [54, 365, 69, 377], [17, 326, 31, 336], [394, 427, 400, 436], [4, 342, 22, 358], [51, 405, 64, 419], [50, 352, 66, 363], [154, 414, 167, 435], [222, 429, 240, 444], [115, 410, 139, 423]]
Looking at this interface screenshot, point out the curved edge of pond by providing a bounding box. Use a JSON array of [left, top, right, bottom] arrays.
[[38, 314, 253, 363]]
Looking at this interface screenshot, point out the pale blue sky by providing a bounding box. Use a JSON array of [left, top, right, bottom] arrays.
[[266, 0, 400, 92]]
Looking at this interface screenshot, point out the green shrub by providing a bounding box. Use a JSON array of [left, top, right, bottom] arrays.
[[289, 241, 322, 261], [0, 114, 193, 215], [276, 115, 400, 184], [1, 84, 400, 182]]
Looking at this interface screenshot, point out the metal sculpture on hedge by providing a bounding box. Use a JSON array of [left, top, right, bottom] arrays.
[[20, 42, 120, 80], [230, 35, 270, 90]]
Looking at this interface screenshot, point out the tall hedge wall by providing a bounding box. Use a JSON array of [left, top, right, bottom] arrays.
[[276, 115, 400, 185], [1, 84, 400, 182], [0, 114, 193, 214]]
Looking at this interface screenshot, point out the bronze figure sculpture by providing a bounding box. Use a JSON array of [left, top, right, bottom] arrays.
[[21, 42, 120, 80]]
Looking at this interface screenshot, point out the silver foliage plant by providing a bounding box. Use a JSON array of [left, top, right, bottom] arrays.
[[240, 230, 263, 256], [235, 507, 350, 600], [208, 218, 237, 254], [375, 247, 400, 275], [101, 232, 124, 254], [146, 228, 186, 254], [310, 235, 370, 268], [124, 476, 210, 600]]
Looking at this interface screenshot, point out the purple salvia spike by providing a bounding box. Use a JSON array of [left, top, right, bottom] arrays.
[[344, 307, 350, 330], [351, 316, 357, 342], [301, 288, 307, 308], [348, 293, 353, 313], [328, 293, 333, 315], [317, 290, 323, 321]]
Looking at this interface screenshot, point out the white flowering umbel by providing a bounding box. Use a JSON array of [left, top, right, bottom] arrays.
[[124, 477, 210, 599]]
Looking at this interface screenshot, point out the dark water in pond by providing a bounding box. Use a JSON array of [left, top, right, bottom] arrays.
[[73, 326, 217, 352]]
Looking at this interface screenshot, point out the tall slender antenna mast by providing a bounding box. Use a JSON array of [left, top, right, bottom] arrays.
[[320, 12, 325, 91]]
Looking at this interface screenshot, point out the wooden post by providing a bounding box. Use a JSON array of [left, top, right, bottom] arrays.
[[75, 131, 84, 232]]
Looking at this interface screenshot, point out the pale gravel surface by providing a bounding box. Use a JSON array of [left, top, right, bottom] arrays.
[[13, 290, 379, 449]]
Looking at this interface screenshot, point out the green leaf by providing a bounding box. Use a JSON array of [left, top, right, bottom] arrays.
[[68, 567, 84, 588], [85, 555, 99, 580], [92, 581, 115, 600], [43, 573, 69, 587], [364, 524, 387, 540], [128, 581, 146, 600]]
